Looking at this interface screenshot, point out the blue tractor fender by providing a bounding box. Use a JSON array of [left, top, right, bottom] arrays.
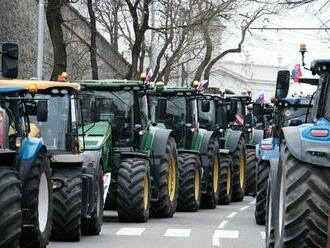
[[19, 137, 47, 187], [226, 129, 244, 154], [257, 138, 280, 162], [282, 117, 330, 168]]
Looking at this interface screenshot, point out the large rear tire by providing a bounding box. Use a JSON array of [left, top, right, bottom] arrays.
[[51, 168, 82, 242], [151, 137, 178, 218], [177, 153, 201, 212], [20, 151, 52, 248], [245, 148, 257, 196], [0, 167, 21, 248], [117, 158, 150, 222], [231, 136, 246, 202], [255, 160, 270, 225], [201, 137, 220, 209], [218, 155, 232, 205], [81, 167, 104, 235], [276, 142, 330, 248]]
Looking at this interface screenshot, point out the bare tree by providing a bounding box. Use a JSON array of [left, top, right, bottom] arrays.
[[87, 0, 98, 79]]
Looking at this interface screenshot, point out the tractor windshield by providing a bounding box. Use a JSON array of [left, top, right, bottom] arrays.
[[198, 100, 216, 130], [80, 90, 134, 147], [29, 93, 76, 152]]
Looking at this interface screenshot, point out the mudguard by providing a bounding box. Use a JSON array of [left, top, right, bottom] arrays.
[[149, 128, 175, 185], [198, 130, 215, 169], [225, 129, 244, 153], [282, 118, 330, 168], [252, 129, 264, 146], [258, 138, 280, 162], [81, 150, 102, 169], [19, 137, 47, 188]]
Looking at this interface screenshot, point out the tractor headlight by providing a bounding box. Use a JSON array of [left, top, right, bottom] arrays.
[[15, 137, 22, 148]]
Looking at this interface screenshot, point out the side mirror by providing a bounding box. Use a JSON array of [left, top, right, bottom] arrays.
[[2, 43, 18, 78], [201, 100, 210, 112], [275, 70, 290, 99], [36, 101, 48, 122], [229, 99, 238, 121], [156, 98, 167, 119]]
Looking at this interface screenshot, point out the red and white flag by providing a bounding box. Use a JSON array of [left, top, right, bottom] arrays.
[[234, 113, 244, 126]]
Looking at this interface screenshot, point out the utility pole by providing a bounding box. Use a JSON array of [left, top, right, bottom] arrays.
[[149, 1, 156, 72], [37, 0, 45, 80]]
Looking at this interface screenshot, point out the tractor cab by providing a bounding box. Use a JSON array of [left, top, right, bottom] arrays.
[[0, 80, 82, 156], [149, 85, 199, 149], [79, 80, 150, 152]]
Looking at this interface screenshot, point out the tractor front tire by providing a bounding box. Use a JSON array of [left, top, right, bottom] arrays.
[[151, 137, 178, 218], [218, 155, 232, 205], [20, 151, 52, 248], [276, 142, 330, 248], [0, 167, 21, 248], [51, 168, 82, 241], [201, 137, 220, 209], [177, 153, 201, 212], [245, 148, 257, 196], [255, 160, 270, 225], [81, 167, 104, 235], [117, 158, 150, 222], [231, 136, 246, 202]]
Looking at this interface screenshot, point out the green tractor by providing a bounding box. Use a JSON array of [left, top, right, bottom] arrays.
[[197, 93, 234, 205], [225, 94, 264, 198], [78, 80, 178, 222], [148, 84, 221, 211]]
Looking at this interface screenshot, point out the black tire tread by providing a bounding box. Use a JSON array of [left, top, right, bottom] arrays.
[[20, 151, 52, 248], [117, 158, 150, 222], [51, 168, 82, 241], [177, 153, 201, 212], [201, 137, 220, 209], [279, 143, 330, 248], [245, 148, 257, 196], [255, 160, 270, 225], [218, 155, 232, 205], [151, 137, 178, 218], [231, 136, 246, 202], [0, 167, 21, 248]]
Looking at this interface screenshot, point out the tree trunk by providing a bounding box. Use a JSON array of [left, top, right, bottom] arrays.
[[46, 0, 67, 81], [87, 0, 98, 80], [194, 24, 212, 82]]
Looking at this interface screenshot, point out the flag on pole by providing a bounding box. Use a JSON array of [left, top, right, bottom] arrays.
[[291, 64, 302, 83]]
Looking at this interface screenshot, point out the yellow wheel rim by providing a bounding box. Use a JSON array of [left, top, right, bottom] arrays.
[[213, 156, 219, 193], [227, 164, 231, 195], [168, 155, 176, 202], [143, 173, 149, 210], [194, 168, 200, 201], [239, 151, 245, 188]]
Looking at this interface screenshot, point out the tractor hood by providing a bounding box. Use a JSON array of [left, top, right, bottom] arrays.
[[80, 121, 111, 150]]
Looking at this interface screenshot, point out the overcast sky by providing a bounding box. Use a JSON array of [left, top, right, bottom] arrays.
[[227, 1, 330, 78]]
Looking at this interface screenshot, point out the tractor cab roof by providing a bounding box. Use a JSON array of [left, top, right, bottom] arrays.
[[78, 79, 149, 92], [225, 95, 252, 103], [0, 86, 27, 94], [149, 86, 198, 97], [0, 79, 80, 94], [198, 93, 225, 102]]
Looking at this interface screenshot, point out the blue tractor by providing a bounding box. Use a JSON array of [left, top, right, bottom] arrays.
[[255, 91, 312, 225], [266, 46, 330, 248], [0, 43, 53, 248]]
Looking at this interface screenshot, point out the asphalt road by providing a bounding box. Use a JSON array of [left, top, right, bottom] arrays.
[[49, 197, 265, 248]]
